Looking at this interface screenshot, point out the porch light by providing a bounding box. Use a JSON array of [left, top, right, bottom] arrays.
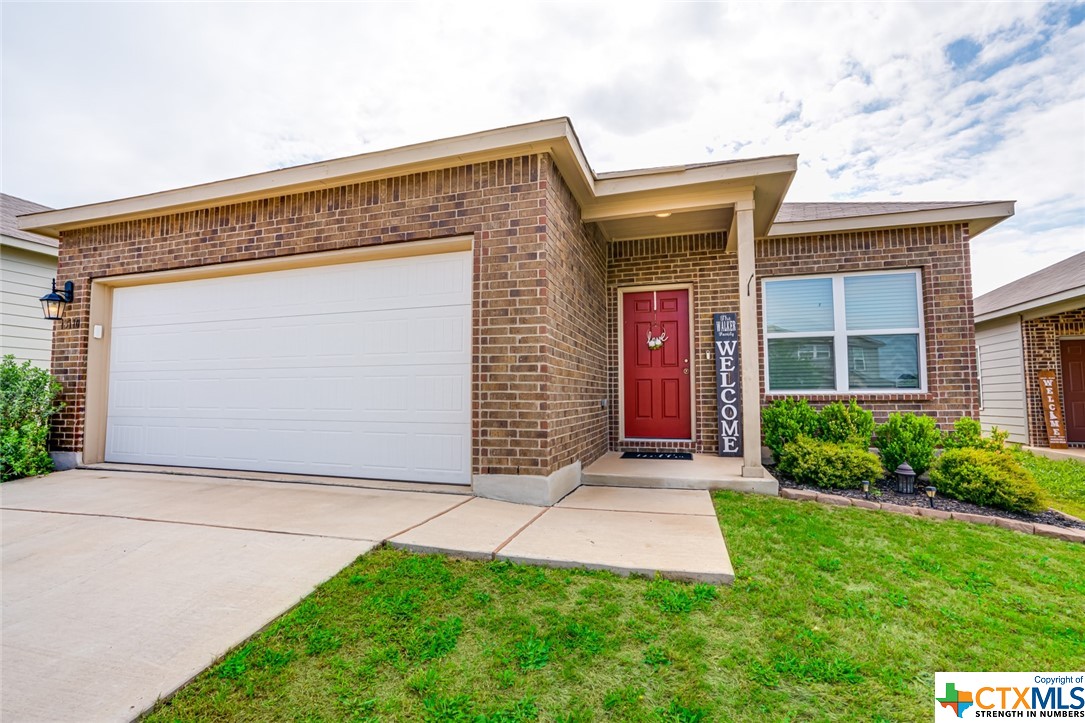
[[861, 480, 870, 498], [654, 212, 672, 218], [40, 279, 74, 321], [925, 486, 937, 508], [893, 463, 916, 494]]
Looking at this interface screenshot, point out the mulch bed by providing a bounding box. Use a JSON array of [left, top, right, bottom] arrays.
[[769, 467, 1085, 531]]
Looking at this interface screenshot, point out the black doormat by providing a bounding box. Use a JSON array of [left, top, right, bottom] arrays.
[[620, 451, 693, 461]]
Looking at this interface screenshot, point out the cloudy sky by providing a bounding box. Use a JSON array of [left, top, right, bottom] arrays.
[[2, 1, 1082, 294]]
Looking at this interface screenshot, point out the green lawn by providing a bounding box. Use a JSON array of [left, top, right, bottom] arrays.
[[147, 492, 1084, 722], [1013, 449, 1085, 519]]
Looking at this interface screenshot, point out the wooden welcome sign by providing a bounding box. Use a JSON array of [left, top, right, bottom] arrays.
[[714, 313, 742, 456], [1038, 370, 1068, 449]]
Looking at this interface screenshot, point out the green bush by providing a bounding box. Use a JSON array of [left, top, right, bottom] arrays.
[[873, 412, 942, 476], [930, 448, 1046, 513], [778, 435, 884, 490], [817, 399, 875, 448], [943, 417, 1008, 453], [762, 398, 820, 463], [1, 355, 63, 482]]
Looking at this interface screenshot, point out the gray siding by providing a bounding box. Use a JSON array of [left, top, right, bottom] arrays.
[[1, 243, 56, 368], [976, 317, 1026, 443]]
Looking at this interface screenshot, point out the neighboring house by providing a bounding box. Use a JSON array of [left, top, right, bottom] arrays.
[[18, 118, 1014, 503], [1, 193, 57, 368], [974, 251, 1085, 448]]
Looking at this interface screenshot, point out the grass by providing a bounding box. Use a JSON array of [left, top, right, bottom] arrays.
[[146, 492, 1084, 722], [1013, 449, 1085, 519]]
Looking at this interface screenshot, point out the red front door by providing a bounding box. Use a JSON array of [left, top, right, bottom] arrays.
[[623, 289, 692, 439], [1061, 339, 1085, 443]]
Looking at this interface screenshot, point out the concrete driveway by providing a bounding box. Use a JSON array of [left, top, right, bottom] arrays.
[[0, 469, 466, 723]]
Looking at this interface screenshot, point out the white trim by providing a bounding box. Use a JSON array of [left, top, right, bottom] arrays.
[[617, 283, 696, 443], [761, 268, 928, 395], [766, 201, 1014, 239], [0, 234, 59, 257]]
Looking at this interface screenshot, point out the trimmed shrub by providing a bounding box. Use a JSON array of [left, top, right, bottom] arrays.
[[873, 412, 942, 476], [1, 355, 63, 482], [930, 448, 1046, 513], [817, 399, 875, 448], [778, 435, 884, 490], [943, 417, 1008, 453], [762, 398, 820, 463]]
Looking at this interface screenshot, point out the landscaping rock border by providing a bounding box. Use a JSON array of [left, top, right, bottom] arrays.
[[778, 488, 1085, 544]]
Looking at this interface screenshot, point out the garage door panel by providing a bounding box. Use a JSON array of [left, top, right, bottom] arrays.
[[106, 252, 472, 484]]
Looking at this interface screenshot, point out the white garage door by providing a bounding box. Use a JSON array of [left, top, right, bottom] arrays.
[[105, 251, 472, 484]]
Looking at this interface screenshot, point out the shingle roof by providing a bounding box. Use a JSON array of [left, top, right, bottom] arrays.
[[774, 201, 998, 223], [1, 193, 57, 248], [974, 251, 1085, 318]]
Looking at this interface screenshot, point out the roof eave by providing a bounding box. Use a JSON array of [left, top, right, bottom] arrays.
[[17, 118, 799, 241], [975, 287, 1085, 324], [0, 233, 60, 257], [765, 200, 1016, 239]]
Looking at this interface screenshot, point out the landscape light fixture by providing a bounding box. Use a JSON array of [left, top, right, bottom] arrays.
[[925, 486, 937, 508], [894, 463, 916, 495], [861, 480, 870, 498], [40, 279, 74, 321]]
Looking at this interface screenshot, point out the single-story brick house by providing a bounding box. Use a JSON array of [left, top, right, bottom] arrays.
[[19, 118, 1014, 504], [975, 251, 1085, 447]]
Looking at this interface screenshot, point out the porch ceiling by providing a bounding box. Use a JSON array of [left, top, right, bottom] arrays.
[[599, 207, 734, 242]]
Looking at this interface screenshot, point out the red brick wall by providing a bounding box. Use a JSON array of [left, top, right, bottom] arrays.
[[757, 224, 979, 428], [52, 155, 559, 476], [544, 164, 610, 471], [1021, 307, 1085, 446], [606, 233, 738, 453]]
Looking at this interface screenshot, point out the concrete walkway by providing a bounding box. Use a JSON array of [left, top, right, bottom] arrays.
[[1, 468, 732, 722]]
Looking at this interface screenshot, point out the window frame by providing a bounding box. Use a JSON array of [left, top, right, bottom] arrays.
[[762, 269, 927, 395]]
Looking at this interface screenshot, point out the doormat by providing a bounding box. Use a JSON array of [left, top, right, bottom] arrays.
[[620, 451, 693, 461]]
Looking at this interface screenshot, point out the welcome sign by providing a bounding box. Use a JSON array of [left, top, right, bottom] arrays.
[[1038, 370, 1068, 449], [714, 313, 742, 457]]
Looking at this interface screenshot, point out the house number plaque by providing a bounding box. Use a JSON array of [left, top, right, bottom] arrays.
[[714, 313, 742, 457]]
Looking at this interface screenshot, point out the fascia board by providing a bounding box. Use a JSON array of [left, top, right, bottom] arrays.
[[975, 289, 1085, 324], [766, 201, 1015, 238]]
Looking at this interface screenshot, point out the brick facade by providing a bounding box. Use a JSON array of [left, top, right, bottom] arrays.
[[757, 224, 979, 429], [52, 155, 575, 477], [49, 150, 982, 478], [544, 167, 610, 471], [1021, 307, 1085, 446]]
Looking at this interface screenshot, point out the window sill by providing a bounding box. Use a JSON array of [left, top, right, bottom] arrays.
[[763, 392, 934, 403]]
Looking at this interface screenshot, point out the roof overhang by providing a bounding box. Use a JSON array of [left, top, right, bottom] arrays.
[[766, 200, 1015, 239], [1, 233, 59, 258], [18, 117, 798, 242], [975, 287, 1085, 324]]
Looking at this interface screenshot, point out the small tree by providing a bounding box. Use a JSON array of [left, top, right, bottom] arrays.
[[1, 355, 63, 482]]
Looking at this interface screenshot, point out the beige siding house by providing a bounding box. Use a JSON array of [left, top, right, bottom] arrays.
[[1, 194, 57, 368], [974, 251, 1085, 447]]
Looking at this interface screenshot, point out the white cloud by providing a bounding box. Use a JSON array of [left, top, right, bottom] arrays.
[[2, 0, 1082, 295]]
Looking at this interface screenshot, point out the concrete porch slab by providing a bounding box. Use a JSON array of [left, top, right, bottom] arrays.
[[496, 506, 734, 584], [582, 451, 778, 495], [556, 485, 717, 516], [388, 497, 544, 559]]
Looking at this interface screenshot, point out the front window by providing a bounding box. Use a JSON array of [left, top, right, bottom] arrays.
[[763, 270, 925, 393]]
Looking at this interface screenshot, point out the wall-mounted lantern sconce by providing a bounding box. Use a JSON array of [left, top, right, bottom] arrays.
[[40, 279, 74, 321]]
